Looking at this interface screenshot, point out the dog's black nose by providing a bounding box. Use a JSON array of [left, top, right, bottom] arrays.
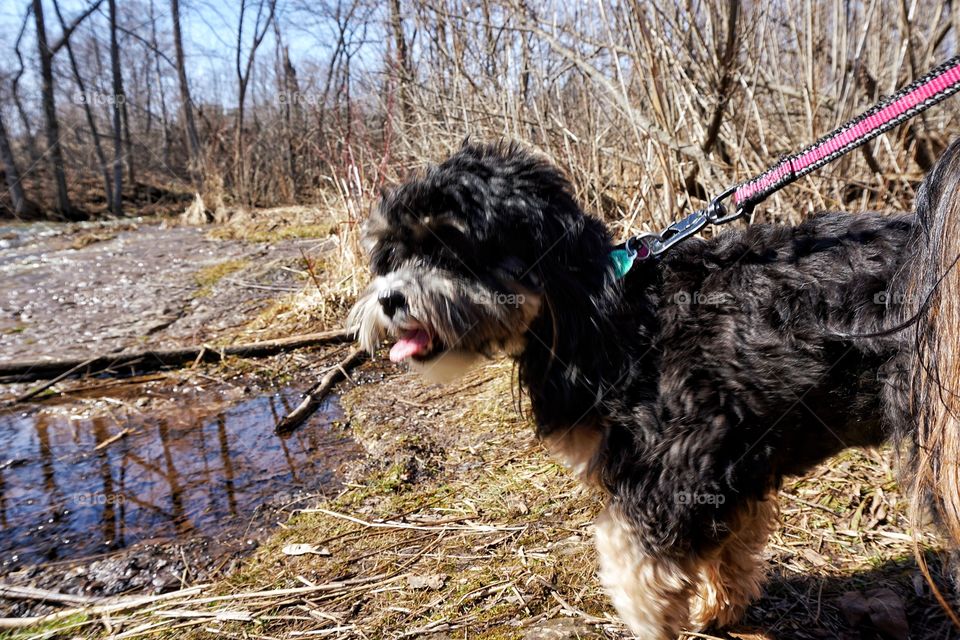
[[378, 290, 406, 318]]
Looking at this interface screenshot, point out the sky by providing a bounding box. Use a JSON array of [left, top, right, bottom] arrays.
[[0, 0, 384, 109]]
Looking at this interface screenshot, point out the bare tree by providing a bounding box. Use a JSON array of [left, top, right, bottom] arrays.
[[234, 0, 277, 201], [31, 0, 102, 218], [12, 8, 39, 166], [108, 0, 124, 215], [53, 0, 113, 212], [0, 0, 955, 227], [149, 0, 173, 168], [273, 19, 300, 199], [0, 109, 27, 217], [170, 0, 202, 178], [389, 0, 412, 122], [32, 0, 72, 217]]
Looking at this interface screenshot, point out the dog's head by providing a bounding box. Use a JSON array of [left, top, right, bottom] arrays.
[[348, 142, 612, 382]]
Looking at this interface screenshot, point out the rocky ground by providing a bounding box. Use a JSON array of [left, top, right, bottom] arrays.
[[0, 213, 355, 621], [0, 216, 334, 362]]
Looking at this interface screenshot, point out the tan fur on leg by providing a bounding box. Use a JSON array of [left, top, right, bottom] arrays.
[[688, 494, 779, 630], [594, 507, 695, 639]]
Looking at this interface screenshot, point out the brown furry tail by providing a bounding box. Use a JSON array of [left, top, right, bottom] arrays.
[[908, 139, 960, 616]]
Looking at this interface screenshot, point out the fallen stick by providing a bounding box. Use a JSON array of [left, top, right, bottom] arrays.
[[0, 584, 207, 629], [0, 329, 355, 384], [304, 508, 526, 533], [94, 427, 132, 451], [275, 347, 367, 434], [5, 355, 102, 406], [0, 583, 101, 606]]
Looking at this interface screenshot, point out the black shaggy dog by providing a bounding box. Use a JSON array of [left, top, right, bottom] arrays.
[[348, 139, 960, 637]]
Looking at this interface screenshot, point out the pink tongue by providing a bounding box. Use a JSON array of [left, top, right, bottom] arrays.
[[389, 329, 430, 362]]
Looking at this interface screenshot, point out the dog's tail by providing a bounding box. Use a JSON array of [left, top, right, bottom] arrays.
[[907, 138, 960, 571]]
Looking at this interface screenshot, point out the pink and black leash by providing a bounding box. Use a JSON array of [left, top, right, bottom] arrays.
[[613, 55, 960, 277]]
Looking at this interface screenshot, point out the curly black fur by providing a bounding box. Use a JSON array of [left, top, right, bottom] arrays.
[[350, 140, 960, 633]]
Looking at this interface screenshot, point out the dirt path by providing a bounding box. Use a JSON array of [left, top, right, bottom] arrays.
[[0, 219, 330, 362]]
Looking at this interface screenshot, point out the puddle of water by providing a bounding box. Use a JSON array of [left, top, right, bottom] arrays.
[[0, 387, 358, 569]]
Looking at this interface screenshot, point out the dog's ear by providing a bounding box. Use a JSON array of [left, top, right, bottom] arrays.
[[418, 214, 468, 238], [360, 199, 390, 258]]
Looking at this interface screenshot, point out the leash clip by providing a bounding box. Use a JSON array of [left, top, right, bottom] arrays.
[[613, 185, 745, 277], [650, 209, 709, 255], [704, 185, 741, 225]]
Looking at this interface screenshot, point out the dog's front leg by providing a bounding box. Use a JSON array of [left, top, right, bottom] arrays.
[[687, 494, 778, 630], [594, 506, 696, 639], [595, 496, 778, 637]]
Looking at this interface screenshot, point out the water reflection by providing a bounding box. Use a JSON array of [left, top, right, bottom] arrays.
[[0, 388, 356, 568]]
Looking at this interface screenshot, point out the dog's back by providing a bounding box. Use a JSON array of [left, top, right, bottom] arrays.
[[652, 210, 915, 469]]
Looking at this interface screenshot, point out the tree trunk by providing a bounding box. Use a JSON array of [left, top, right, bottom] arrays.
[[32, 0, 74, 218], [108, 0, 124, 215], [13, 8, 40, 166], [234, 0, 276, 204], [121, 87, 135, 187], [170, 0, 202, 178], [389, 0, 412, 123], [273, 20, 299, 200], [234, 81, 247, 200], [150, 0, 173, 168], [53, 0, 113, 212], [0, 111, 27, 218]]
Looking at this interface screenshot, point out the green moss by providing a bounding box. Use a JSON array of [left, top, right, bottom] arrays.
[[210, 222, 335, 243], [193, 259, 249, 296], [1, 324, 27, 335], [0, 612, 89, 639]]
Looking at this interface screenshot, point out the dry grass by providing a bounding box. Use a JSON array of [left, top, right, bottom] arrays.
[[230, 194, 372, 340]]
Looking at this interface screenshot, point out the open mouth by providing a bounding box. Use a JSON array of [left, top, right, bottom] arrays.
[[389, 325, 439, 363]]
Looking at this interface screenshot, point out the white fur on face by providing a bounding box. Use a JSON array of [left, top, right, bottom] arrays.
[[346, 276, 388, 353], [347, 263, 541, 384]]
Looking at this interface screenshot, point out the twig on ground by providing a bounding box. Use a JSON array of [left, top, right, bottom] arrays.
[[94, 427, 132, 451], [0, 584, 207, 629], [275, 347, 367, 433], [0, 329, 355, 384], [6, 355, 101, 405], [0, 584, 102, 606], [305, 507, 526, 533]]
